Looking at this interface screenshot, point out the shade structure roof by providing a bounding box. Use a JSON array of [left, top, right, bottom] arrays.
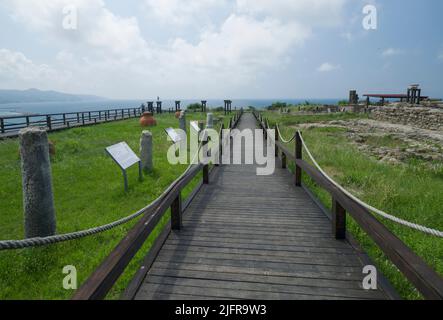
[[363, 94, 428, 99]]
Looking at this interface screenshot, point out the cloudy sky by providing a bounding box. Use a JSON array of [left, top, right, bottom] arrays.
[[0, 0, 442, 99]]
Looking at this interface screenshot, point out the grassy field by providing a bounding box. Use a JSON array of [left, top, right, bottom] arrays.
[[0, 111, 229, 300], [264, 110, 443, 300]]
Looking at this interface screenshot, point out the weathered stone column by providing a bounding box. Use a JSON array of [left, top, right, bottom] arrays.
[[19, 127, 56, 238], [147, 102, 154, 113], [179, 110, 187, 132], [206, 113, 214, 128], [140, 131, 153, 171]]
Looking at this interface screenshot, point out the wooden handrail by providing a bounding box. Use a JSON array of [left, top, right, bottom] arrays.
[[252, 111, 443, 300], [72, 110, 243, 300]]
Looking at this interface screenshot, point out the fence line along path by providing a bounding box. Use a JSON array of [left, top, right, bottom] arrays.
[[132, 113, 390, 300], [0, 107, 145, 139]]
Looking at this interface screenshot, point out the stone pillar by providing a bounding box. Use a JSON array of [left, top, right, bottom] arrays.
[[175, 101, 181, 111], [206, 113, 214, 128], [19, 127, 56, 238], [140, 131, 153, 171], [147, 102, 154, 113], [201, 101, 207, 112], [349, 90, 358, 105], [179, 111, 187, 132], [156, 101, 162, 114]]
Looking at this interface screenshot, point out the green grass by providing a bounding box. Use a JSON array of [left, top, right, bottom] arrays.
[[265, 111, 443, 300], [0, 111, 228, 300], [264, 110, 368, 127]]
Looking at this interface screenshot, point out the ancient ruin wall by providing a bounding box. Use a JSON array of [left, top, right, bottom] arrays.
[[371, 106, 443, 131]]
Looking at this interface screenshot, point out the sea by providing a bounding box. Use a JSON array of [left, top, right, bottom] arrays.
[[0, 99, 343, 117]]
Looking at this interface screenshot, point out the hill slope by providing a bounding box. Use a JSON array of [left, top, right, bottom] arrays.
[[0, 88, 105, 104]]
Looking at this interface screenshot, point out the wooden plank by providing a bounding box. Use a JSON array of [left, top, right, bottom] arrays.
[[296, 159, 443, 299], [137, 282, 363, 300], [147, 267, 367, 291], [72, 164, 203, 300], [163, 239, 356, 255], [133, 113, 392, 300], [144, 275, 384, 300], [156, 247, 362, 267]]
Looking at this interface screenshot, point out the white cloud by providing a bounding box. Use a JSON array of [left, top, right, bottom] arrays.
[[2, 0, 348, 98], [170, 15, 310, 70], [144, 0, 227, 26], [382, 48, 403, 57], [317, 62, 340, 72], [0, 49, 67, 89], [5, 0, 148, 57], [236, 0, 347, 26]]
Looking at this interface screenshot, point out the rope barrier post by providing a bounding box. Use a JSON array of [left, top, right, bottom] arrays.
[[203, 142, 209, 184], [199, 122, 209, 185], [295, 131, 302, 187], [274, 125, 279, 158], [332, 199, 346, 239], [217, 123, 224, 167], [263, 118, 267, 140], [19, 127, 57, 238], [171, 192, 182, 230]]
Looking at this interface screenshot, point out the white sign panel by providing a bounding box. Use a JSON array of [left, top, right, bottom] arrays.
[[165, 128, 182, 143], [190, 121, 201, 133], [106, 142, 140, 170]]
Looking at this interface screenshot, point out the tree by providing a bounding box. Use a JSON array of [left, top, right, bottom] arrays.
[[187, 103, 202, 111], [267, 102, 287, 111]]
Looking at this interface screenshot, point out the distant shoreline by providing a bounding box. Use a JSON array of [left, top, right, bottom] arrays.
[[0, 98, 344, 117]]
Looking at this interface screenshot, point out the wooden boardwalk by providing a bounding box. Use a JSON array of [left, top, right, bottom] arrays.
[[134, 113, 389, 300]]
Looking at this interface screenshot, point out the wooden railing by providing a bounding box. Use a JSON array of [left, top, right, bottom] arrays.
[[253, 111, 443, 300], [0, 107, 145, 137], [72, 110, 243, 300]]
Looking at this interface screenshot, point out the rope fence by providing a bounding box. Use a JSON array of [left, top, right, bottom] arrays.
[[273, 119, 443, 238], [0, 130, 213, 250]]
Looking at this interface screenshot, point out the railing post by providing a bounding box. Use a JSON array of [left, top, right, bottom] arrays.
[[26, 116, 30, 127], [1, 118, 5, 134], [82, 113, 85, 125], [218, 123, 224, 166], [332, 199, 346, 239], [63, 114, 66, 125], [171, 192, 182, 230], [274, 125, 279, 158], [46, 115, 52, 131], [203, 138, 209, 184], [295, 131, 302, 186], [264, 118, 268, 140]]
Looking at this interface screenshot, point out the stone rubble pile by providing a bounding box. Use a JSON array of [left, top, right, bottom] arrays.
[[298, 119, 443, 166]]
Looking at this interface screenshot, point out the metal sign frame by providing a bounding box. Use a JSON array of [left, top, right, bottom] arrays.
[[190, 121, 201, 134], [165, 128, 182, 143], [106, 142, 142, 192]]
